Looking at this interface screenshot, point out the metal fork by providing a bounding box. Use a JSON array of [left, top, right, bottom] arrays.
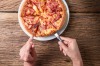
[[55, 33, 62, 42]]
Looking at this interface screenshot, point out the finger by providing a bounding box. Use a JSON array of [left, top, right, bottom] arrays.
[[19, 48, 25, 57], [64, 50, 67, 56], [28, 54, 34, 61], [58, 41, 68, 52], [64, 41, 68, 44], [31, 44, 36, 57], [63, 41, 68, 47], [25, 38, 33, 48], [63, 50, 67, 56], [60, 36, 72, 41], [23, 52, 33, 61], [26, 42, 33, 51], [59, 46, 63, 51], [20, 53, 25, 61], [26, 37, 33, 44]]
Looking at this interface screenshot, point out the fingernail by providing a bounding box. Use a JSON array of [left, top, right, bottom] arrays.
[[30, 42, 33, 44], [32, 45, 34, 48]]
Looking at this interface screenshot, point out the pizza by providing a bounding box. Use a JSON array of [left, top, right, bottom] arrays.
[[19, 0, 67, 37]]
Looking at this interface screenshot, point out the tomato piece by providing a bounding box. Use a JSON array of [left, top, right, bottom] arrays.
[[57, 7, 62, 12]]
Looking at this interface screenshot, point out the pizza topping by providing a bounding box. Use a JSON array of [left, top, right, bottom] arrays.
[[46, 1, 59, 13], [33, 4, 40, 15], [31, 0, 39, 5], [27, 0, 32, 4], [27, 4, 33, 8], [24, 22, 29, 27], [31, 22, 40, 36], [23, 16, 34, 24], [40, 24, 46, 30], [33, 22, 40, 28], [41, 12, 48, 18], [28, 25, 32, 29], [26, 9, 31, 15], [23, 6, 35, 16], [57, 7, 62, 12], [54, 12, 62, 21], [33, 16, 39, 24], [38, 4, 43, 12]]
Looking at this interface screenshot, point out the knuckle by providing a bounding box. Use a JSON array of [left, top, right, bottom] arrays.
[[70, 39, 76, 42]]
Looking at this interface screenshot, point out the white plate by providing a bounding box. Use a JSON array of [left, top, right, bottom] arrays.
[[18, 0, 70, 41]]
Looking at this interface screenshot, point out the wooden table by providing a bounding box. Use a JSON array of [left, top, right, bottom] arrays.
[[0, 0, 100, 66]]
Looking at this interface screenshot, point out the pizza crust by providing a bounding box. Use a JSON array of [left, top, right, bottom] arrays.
[[57, 0, 67, 30], [19, 0, 67, 37], [19, 0, 34, 36]]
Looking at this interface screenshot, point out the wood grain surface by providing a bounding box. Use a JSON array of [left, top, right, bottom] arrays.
[[0, 0, 100, 66], [0, 13, 100, 66], [0, 0, 100, 12]]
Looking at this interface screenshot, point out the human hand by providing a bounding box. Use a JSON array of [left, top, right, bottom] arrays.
[[58, 36, 83, 66], [19, 37, 36, 66]]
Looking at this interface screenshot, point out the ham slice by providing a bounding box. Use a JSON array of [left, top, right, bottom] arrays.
[[46, 1, 59, 13]]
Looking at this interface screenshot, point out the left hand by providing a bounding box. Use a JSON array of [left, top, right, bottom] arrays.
[[19, 37, 36, 62]]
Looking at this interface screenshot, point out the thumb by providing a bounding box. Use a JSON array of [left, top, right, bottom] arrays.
[[31, 44, 36, 57], [26, 42, 33, 51], [27, 37, 33, 44]]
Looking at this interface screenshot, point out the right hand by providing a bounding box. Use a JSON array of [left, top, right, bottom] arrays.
[[58, 36, 83, 65]]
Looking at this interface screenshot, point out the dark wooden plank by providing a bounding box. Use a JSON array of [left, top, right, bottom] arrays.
[[66, 0, 100, 13], [0, 13, 100, 66], [0, 0, 100, 12]]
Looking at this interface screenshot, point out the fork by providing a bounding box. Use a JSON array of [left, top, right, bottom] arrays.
[[54, 33, 62, 42]]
